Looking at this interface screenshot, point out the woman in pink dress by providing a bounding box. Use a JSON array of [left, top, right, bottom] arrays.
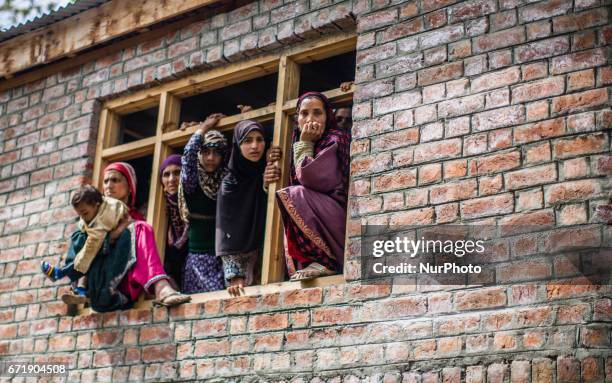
[[102, 162, 191, 307]]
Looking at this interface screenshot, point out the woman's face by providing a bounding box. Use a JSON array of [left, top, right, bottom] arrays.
[[161, 164, 181, 195], [198, 147, 223, 173], [103, 169, 130, 204], [240, 130, 265, 162], [298, 97, 327, 132]]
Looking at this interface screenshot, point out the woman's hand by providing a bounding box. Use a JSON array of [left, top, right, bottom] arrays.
[[266, 146, 282, 163], [109, 215, 132, 244], [237, 105, 253, 113], [197, 113, 225, 134], [300, 121, 324, 143], [340, 81, 354, 92], [227, 277, 245, 297], [263, 163, 281, 188]]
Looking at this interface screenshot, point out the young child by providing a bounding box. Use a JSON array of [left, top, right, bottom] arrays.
[[41, 185, 131, 300]]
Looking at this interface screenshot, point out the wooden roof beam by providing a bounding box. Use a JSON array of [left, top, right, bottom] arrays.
[[0, 0, 222, 79]]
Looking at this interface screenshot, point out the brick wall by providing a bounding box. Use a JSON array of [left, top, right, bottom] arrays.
[[0, 0, 610, 381]]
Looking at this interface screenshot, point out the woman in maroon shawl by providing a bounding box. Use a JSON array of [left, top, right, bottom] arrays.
[[274, 92, 351, 281]]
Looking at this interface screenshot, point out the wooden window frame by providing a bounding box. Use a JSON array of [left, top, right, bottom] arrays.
[[91, 32, 356, 309]]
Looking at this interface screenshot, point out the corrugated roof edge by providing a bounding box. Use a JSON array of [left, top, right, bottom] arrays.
[[0, 0, 110, 44]]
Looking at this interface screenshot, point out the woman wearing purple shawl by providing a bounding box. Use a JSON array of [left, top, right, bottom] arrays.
[[274, 91, 351, 281], [159, 154, 189, 288]]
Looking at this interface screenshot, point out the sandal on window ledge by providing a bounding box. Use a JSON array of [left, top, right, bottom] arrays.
[[152, 292, 192, 307], [290, 262, 336, 282]]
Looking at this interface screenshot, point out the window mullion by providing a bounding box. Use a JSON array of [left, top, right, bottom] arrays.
[[261, 55, 301, 284], [147, 92, 181, 260]]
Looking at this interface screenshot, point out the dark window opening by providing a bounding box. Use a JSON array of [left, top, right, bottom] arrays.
[[125, 155, 153, 218], [179, 74, 278, 124], [118, 107, 158, 145], [298, 51, 356, 95]]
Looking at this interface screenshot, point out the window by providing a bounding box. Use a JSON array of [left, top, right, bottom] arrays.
[[93, 33, 357, 307]]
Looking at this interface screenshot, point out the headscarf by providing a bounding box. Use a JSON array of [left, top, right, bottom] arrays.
[[159, 154, 188, 250], [291, 92, 351, 190], [104, 162, 145, 221], [215, 120, 268, 256], [177, 130, 228, 224]]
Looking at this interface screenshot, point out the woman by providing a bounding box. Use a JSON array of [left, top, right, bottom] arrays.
[[217, 119, 280, 296], [273, 92, 350, 281], [179, 114, 227, 293], [159, 154, 188, 288], [102, 161, 191, 307]]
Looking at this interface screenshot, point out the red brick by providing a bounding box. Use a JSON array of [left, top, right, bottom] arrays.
[[519, 0, 573, 23], [515, 36, 569, 63], [93, 349, 123, 367], [557, 203, 587, 225], [48, 334, 76, 352], [467, 334, 489, 352], [567, 69, 595, 91], [413, 139, 462, 163], [466, 366, 485, 383], [139, 325, 172, 345], [469, 150, 521, 175], [479, 174, 503, 195], [253, 333, 283, 352], [444, 159, 467, 179], [557, 356, 580, 383], [510, 361, 531, 383], [461, 193, 514, 218], [556, 303, 590, 324], [439, 94, 484, 118], [552, 88, 608, 115], [562, 158, 589, 179], [449, 0, 497, 23], [488, 363, 508, 383], [379, 18, 424, 43], [420, 24, 465, 50], [371, 129, 419, 152], [515, 118, 565, 144], [522, 62, 548, 81], [523, 330, 546, 349], [425, 9, 447, 29], [572, 30, 596, 51], [358, 8, 398, 32], [399, 2, 418, 18], [551, 48, 607, 75], [372, 168, 417, 192], [282, 288, 323, 306], [141, 344, 176, 362], [472, 105, 524, 132], [430, 179, 478, 204], [312, 307, 352, 326], [417, 62, 463, 86], [489, 128, 513, 150], [419, 163, 442, 185], [525, 142, 551, 164], [438, 337, 462, 355], [493, 332, 516, 350], [598, 66, 612, 86], [473, 26, 525, 53], [471, 67, 520, 93], [532, 358, 554, 383], [491, 9, 518, 31], [553, 8, 608, 33], [422, 0, 460, 12], [389, 207, 435, 226], [581, 356, 603, 383], [593, 298, 611, 321], [91, 330, 121, 348], [455, 287, 506, 310], [545, 179, 602, 205], [512, 76, 565, 104], [505, 164, 557, 190], [553, 133, 608, 159]]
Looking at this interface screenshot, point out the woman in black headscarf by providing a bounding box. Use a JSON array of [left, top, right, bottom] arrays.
[[216, 119, 280, 296]]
